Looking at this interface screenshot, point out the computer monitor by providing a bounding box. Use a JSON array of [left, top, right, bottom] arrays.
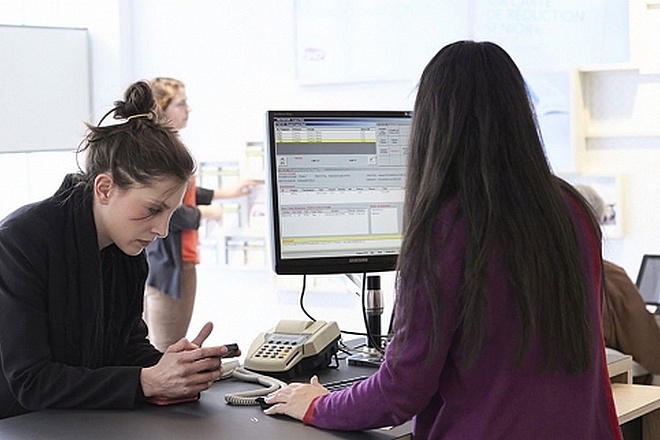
[[635, 254, 660, 309], [265, 110, 412, 275]]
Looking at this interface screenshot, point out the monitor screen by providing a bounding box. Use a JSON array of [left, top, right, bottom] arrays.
[[636, 254, 660, 306], [266, 110, 412, 275]]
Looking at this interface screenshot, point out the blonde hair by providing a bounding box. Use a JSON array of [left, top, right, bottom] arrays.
[[149, 77, 185, 111]]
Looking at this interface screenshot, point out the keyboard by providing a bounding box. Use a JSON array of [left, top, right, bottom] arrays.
[[322, 375, 369, 392]]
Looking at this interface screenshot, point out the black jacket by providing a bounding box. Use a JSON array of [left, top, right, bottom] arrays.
[[0, 175, 162, 419]]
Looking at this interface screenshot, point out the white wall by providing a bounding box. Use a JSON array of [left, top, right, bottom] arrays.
[[128, 0, 420, 164], [0, 0, 140, 120], [1, 0, 656, 278], [0, 0, 134, 219], [582, 146, 660, 276]]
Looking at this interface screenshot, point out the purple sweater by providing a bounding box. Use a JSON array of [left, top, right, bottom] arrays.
[[307, 196, 622, 439]]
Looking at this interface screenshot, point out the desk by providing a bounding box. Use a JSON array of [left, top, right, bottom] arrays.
[[613, 383, 660, 440], [0, 362, 412, 440], [0, 354, 645, 439]]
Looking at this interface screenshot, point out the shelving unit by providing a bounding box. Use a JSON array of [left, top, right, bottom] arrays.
[[197, 144, 269, 268]]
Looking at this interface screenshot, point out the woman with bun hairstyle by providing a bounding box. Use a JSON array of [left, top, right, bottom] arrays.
[[0, 81, 239, 419]]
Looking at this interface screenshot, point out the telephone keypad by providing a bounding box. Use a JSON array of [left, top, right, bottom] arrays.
[[253, 333, 309, 361]]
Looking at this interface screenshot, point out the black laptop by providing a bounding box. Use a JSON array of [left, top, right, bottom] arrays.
[[635, 254, 660, 314]]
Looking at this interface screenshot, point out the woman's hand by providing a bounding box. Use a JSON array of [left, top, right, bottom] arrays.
[[190, 321, 214, 347], [263, 376, 329, 420], [140, 322, 234, 399]]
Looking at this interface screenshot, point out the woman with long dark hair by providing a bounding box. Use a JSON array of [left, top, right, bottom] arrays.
[[262, 41, 622, 439]]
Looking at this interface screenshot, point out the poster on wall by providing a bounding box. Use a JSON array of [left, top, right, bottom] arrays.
[[294, 0, 630, 85], [294, 0, 469, 84], [472, 0, 630, 69]]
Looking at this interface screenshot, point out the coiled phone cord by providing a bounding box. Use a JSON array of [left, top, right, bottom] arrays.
[[224, 367, 288, 406]]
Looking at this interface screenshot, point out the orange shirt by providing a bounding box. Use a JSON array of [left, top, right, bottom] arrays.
[[181, 179, 200, 264]]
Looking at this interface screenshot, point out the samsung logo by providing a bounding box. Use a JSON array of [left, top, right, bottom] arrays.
[[349, 258, 368, 263]]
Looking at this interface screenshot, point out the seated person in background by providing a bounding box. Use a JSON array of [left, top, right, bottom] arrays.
[[575, 184, 660, 383]]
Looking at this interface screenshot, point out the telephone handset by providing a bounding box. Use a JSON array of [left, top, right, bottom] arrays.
[[243, 319, 341, 377]]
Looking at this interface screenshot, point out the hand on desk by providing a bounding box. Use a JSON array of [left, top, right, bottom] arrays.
[[141, 322, 241, 401], [263, 375, 329, 421]]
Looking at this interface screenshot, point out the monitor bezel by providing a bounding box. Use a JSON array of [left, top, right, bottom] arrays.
[[635, 254, 660, 305], [265, 109, 412, 275]]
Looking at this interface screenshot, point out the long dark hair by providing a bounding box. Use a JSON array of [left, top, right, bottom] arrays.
[[395, 41, 600, 373], [77, 80, 195, 190]]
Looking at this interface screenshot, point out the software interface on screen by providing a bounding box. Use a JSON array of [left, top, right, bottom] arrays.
[[270, 112, 411, 265]]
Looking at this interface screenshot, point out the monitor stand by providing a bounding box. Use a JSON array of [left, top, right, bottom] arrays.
[[343, 273, 387, 368]]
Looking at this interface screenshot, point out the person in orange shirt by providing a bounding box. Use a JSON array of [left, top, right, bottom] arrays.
[[144, 77, 254, 351]]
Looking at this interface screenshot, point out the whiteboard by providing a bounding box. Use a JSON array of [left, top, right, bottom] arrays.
[[0, 25, 90, 152]]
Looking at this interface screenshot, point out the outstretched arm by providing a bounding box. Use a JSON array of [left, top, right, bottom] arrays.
[[211, 180, 259, 199]]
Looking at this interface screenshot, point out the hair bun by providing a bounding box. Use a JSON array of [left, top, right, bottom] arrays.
[[113, 81, 157, 120]]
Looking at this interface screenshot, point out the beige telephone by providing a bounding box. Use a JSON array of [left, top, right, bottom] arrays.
[[243, 319, 341, 377]]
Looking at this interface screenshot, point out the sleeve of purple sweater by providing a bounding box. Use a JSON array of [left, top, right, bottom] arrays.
[[308, 323, 446, 430]]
